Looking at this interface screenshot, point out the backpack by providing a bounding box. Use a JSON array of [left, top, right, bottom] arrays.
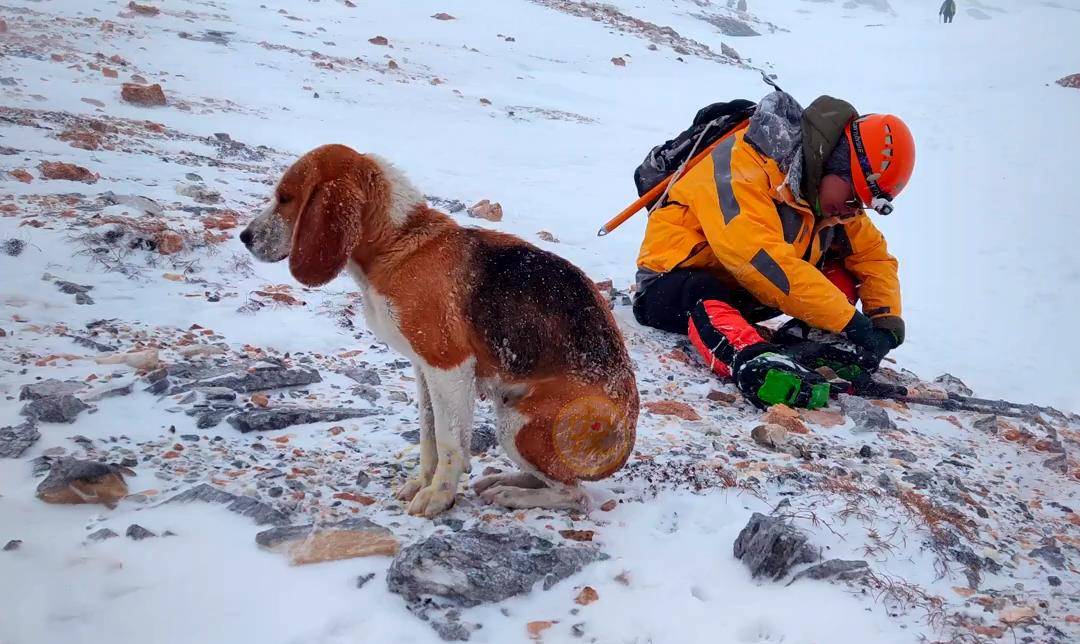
[[633, 99, 757, 208]]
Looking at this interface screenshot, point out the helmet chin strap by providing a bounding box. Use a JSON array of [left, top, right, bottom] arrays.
[[849, 117, 896, 215]]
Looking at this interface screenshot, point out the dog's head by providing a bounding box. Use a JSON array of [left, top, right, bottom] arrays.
[[240, 144, 421, 287]]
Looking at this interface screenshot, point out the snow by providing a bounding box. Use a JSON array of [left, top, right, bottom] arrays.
[[2, 1, 1079, 643]]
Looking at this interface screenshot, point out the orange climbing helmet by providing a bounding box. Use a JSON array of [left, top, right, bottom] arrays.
[[846, 113, 915, 215]]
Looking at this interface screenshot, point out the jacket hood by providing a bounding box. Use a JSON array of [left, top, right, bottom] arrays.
[[744, 91, 858, 211]]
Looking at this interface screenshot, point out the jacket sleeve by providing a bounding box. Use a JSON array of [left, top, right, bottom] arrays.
[[839, 215, 902, 324], [691, 143, 857, 333]]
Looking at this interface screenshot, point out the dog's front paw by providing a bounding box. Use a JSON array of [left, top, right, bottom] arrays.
[[396, 478, 426, 502], [407, 483, 457, 518]]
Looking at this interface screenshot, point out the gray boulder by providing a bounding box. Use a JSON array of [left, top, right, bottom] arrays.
[[790, 559, 870, 584], [227, 407, 382, 433], [165, 483, 289, 525], [21, 395, 90, 423], [388, 528, 606, 640], [172, 364, 321, 394], [733, 513, 820, 580], [20, 379, 85, 401], [838, 394, 897, 432], [0, 421, 40, 458]]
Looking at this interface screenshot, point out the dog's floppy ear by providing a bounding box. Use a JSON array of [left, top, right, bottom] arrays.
[[289, 178, 362, 287]]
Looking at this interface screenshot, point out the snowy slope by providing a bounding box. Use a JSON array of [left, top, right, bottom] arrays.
[[2, 1, 1080, 643]]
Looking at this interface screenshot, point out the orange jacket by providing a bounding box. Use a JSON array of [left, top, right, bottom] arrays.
[[636, 125, 900, 333]]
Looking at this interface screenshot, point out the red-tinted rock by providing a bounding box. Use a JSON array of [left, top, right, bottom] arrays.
[[38, 161, 99, 183], [121, 83, 166, 106]]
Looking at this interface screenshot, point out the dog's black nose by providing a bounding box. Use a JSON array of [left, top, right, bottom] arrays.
[[239, 228, 253, 246]]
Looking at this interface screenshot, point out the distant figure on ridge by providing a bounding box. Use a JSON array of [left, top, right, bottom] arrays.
[[940, 0, 957, 23]]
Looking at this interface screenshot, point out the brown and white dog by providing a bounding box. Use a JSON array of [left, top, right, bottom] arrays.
[[240, 144, 638, 517]]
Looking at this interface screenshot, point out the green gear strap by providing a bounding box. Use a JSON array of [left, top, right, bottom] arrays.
[[757, 369, 830, 410]]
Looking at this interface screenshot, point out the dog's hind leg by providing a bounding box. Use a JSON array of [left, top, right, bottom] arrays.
[[472, 471, 545, 495], [479, 480, 587, 511]]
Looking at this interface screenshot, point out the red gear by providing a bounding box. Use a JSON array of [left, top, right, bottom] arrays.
[[687, 299, 764, 377], [822, 261, 858, 305]]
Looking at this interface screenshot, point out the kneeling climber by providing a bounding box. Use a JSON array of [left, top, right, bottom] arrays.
[[633, 90, 915, 408]]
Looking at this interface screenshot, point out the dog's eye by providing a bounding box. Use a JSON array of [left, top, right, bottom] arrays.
[[277, 194, 292, 205]]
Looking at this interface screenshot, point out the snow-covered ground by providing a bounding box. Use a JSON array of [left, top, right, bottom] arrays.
[[2, 1, 1079, 643]]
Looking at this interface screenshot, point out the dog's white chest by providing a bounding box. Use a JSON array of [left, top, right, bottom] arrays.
[[348, 263, 415, 358]]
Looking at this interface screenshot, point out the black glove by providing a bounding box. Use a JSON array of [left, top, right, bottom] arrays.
[[842, 312, 899, 369]]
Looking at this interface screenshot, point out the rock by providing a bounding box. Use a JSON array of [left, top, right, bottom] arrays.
[[707, 389, 739, 404], [356, 573, 376, 588], [751, 423, 786, 449], [434, 517, 464, 531], [166, 484, 290, 525], [789, 559, 870, 584], [470, 422, 497, 454], [38, 161, 98, 183], [128, 2, 161, 16], [355, 471, 372, 489], [154, 230, 184, 255], [54, 280, 92, 296], [176, 183, 222, 205], [888, 448, 918, 463], [536, 231, 559, 243], [751, 424, 808, 458], [87, 528, 119, 542], [858, 445, 873, 458], [466, 199, 503, 222], [173, 364, 322, 394], [644, 400, 701, 421], [720, 42, 741, 60], [3, 540, 21, 551], [933, 373, 973, 396], [65, 334, 119, 353], [350, 384, 380, 404], [368, 36, 389, 46], [121, 83, 167, 106], [0, 421, 40, 458], [1048, 575, 1061, 587], [21, 395, 90, 424], [342, 367, 381, 386], [762, 405, 808, 434], [36, 458, 132, 508], [250, 393, 270, 408], [200, 387, 237, 401], [733, 513, 819, 580], [799, 409, 844, 428], [1057, 73, 1080, 89], [0, 19, 6, 33], [999, 605, 1036, 625], [1043, 453, 1068, 473], [575, 586, 599, 605], [3, 239, 25, 256], [902, 471, 934, 489], [838, 394, 896, 432], [559, 530, 595, 542], [85, 382, 134, 401], [432, 12, 455, 20], [126, 524, 156, 540], [611, 56, 627, 66], [1029, 541, 1065, 570], [388, 528, 606, 612], [21, 379, 85, 401], [95, 349, 160, 371], [701, 15, 759, 37], [527, 622, 554, 639], [255, 518, 399, 565], [227, 407, 381, 433]]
